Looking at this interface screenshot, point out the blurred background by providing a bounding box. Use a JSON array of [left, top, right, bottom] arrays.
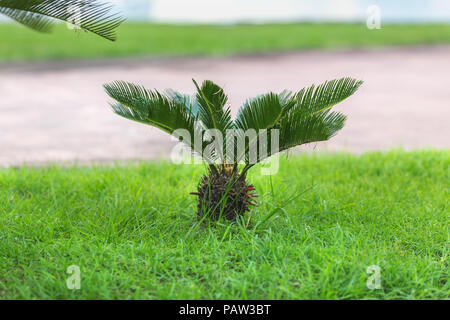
[[0, 0, 449, 166], [115, 0, 450, 23]]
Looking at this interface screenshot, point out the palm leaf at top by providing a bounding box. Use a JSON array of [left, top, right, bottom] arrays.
[[0, 0, 124, 41]]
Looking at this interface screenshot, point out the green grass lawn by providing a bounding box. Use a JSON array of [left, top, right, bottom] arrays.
[[0, 150, 448, 299], [1, 23, 450, 62]]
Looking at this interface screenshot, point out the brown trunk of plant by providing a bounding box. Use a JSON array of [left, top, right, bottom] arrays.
[[191, 167, 257, 221]]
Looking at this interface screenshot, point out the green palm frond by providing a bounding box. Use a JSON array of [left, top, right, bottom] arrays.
[[109, 102, 149, 125], [277, 110, 347, 153], [292, 77, 363, 116], [0, 0, 124, 40], [104, 81, 213, 162], [233, 91, 296, 163], [235, 77, 362, 163], [274, 77, 362, 155], [164, 88, 201, 118], [104, 80, 196, 136], [192, 79, 234, 133], [192, 79, 234, 164], [235, 92, 284, 132]]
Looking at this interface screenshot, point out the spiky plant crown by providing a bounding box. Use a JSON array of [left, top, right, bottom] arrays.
[[191, 166, 257, 221], [0, 0, 124, 40], [104, 78, 363, 221]]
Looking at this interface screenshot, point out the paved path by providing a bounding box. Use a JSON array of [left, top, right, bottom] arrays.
[[1, 46, 449, 166]]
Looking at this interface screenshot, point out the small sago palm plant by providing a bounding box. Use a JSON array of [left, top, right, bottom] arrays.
[[104, 78, 362, 222]]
